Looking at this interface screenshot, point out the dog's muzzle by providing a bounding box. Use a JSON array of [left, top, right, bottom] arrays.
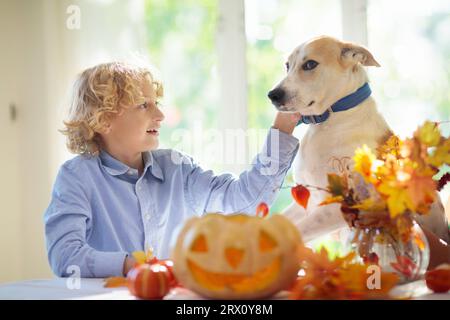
[[268, 88, 286, 107]]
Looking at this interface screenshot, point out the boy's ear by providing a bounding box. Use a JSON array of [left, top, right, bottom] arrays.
[[340, 42, 380, 68], [96, 122, 112, 135], [96, 111, 119, 135], [103, 124, 112, 135]]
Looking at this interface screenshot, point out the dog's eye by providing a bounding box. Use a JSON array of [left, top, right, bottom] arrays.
[[285, 62, 290, 72], [302, 60, 319, 71]]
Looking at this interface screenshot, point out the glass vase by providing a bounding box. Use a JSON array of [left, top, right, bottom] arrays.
[[345, 220, 430, 283]]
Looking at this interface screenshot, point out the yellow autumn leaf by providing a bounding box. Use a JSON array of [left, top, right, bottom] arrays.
[[378, 182, 415, 218], [351, 198, 386, 212], [132, 248, 156, 265], [132, 251, 147, 264], [353, 145, 376, 182], [319, 195, 344, 206], [428, 138, 450, 168], [415, 121, 440, 147], [377, 134, 401, 159]]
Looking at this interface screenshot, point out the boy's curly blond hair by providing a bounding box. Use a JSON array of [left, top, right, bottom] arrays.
[[61, 62, 163, 156]]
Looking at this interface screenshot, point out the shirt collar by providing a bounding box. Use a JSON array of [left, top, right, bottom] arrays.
[[143, 151, 164, 181], [99, 151, 130, 176], [99, 150, 164, 181]]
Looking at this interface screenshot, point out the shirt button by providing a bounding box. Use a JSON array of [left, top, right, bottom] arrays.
[[145, 213, 151, 221]]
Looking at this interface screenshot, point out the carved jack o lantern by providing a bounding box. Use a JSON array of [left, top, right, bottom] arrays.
[[172, 213, 302, 299]]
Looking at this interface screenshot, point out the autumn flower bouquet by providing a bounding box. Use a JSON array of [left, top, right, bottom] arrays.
[[296, 121, 450, 282]]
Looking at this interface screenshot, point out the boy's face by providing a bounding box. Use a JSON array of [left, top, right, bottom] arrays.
[[101, 80, 165, 155]]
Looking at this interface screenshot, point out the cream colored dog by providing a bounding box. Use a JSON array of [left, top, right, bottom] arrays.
[[268, 35, 449, 244]]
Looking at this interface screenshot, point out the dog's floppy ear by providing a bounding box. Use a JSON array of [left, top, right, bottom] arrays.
[[340, 42, 380, 68]]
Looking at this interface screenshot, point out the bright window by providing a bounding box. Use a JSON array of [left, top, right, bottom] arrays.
[[245, 0, 342, 213], [367, 0, 450, 203], [144, 0, 221, 170]]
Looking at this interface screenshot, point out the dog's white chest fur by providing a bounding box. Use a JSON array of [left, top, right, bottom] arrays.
[[293, 98, 389, 205]]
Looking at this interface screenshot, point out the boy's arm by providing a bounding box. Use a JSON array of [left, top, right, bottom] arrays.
[[45, 166, 128, 278], [184, 112, 300, 215]]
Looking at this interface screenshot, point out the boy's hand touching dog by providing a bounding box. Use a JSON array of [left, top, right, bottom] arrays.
[[273, 112, 302, 135]]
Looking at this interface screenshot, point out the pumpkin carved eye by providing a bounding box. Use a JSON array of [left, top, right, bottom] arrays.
[[259, 230, 277, 252], [191, 234, 208, 252]]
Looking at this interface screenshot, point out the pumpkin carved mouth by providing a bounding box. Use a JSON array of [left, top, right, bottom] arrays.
[[187, 257, 281, 293]]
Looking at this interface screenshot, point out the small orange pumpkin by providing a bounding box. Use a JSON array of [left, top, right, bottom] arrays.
[[127, 263, 171, 299], [425, 263, 450, 293], [172, 213, 302, 299]]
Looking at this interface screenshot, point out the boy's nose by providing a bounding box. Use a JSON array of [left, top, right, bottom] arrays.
[[154, 107, 165, 121]]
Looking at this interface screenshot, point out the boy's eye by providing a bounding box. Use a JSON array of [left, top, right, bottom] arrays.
[[139, 102, 148, 109], [138, 101, 162, 109]]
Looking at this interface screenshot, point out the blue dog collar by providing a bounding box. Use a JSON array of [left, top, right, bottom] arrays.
[[297, 82, 372, 125]]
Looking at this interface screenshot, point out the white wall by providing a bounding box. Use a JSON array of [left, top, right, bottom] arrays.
[[0, 0, 24, 283], [0, 0, 147, 283]]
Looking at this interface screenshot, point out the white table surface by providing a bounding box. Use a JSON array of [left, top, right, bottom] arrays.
[[0, 278, 449, 300]]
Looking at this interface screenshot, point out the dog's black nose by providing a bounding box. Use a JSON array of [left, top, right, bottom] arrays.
[[268, 88, 285, 105]]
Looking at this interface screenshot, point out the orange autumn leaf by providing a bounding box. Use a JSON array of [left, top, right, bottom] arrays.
[[338, 263, 399, 299], [404, 172, 437, 209], [104, 276, 128, 288], [291, 185, 310, 210], [297, 245, 354, 272]]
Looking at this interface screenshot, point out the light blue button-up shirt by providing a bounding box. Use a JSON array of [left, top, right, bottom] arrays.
[[44, 128, 299, 278]]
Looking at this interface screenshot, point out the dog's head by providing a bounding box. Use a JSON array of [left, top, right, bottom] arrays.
[[268, 36, 380, 115]]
